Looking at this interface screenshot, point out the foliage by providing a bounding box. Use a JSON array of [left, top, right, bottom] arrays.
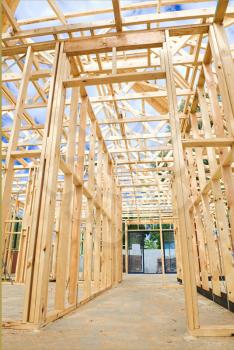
[[144, 232, 161, 249]]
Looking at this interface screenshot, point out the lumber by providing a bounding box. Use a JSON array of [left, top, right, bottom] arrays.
[[2, 0, 234, 337]]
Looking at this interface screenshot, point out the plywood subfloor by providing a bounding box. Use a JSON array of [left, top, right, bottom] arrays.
[[3, 274, 234, 350]]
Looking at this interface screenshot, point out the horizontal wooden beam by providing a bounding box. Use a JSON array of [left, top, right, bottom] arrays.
[[2, 41, 56, 56], [64, 30, 165, 56], [115, 167, 173, 172], [118, 175, 171, 181], [10, 150, 41, 158], [2, 115, 170, 132], [100, 115, 170, 124], [2, 24, 210, 46], [116, 159, 173, 164], [2, 70, 51, 82], [90, 89, 194, 103], [119, 183, 161, 187], [64, 71, 166, 88], [182, 137, 234, 148], [109, 146, 172, 153], [104, 133, 170, 141], [2, 104, 47, 112]]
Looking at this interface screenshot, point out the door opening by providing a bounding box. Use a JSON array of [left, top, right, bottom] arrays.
[[127, 228, 176, 274]]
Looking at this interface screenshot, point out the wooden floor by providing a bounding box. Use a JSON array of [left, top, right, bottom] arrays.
[[3, 274, 234, 350]]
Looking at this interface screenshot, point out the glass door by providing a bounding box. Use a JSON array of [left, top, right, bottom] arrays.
[[127, 229, 177, 274], [143, 232, 162, 274], [163, 230, 177, 273], [128, 232, 144, 273]]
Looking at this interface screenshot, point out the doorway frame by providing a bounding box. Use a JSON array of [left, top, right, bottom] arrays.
[[126, 223, 177, 275]]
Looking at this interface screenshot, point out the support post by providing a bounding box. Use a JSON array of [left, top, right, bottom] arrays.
[[68, 96, 88, 304], [163, 32, 199, 330]]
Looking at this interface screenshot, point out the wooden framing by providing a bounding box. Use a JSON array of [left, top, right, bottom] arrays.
[[1, 0, 234, 337]]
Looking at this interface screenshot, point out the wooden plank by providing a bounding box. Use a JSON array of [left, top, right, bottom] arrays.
[[101, 153, 109, 289], [182, 137, 234, 148], [83, 120, 96, 299], [93, 141, 103, 292], [2, 70, 51, 82], [90, 89, 194, 102], [2, 41, 56, 56], [2, 46, 34, 228], [22, 43, 65, 324], [109, 146, 173, 154], [185, 142, 209, 290], [55, 87, 79, 310], [48, 0, 67, 25], [15, 168, 37, 283], [68, 96, 88, 304], [112, 47, 117, 75], [100, 115, 170, 124], [106, 161, 113, 288], [171, 183, 183, 281], [163, 32, 199, 331], [64, 30, 165, 56], [112, 182, 118, 284], [214, 0, 229, 23], [2, 0, 19, 32], [9, 150, 41, 158], [64, 71, 166, 88]]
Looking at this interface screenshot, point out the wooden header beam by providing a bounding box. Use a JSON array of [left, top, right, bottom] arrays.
[[64, 30, 165, 56]]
